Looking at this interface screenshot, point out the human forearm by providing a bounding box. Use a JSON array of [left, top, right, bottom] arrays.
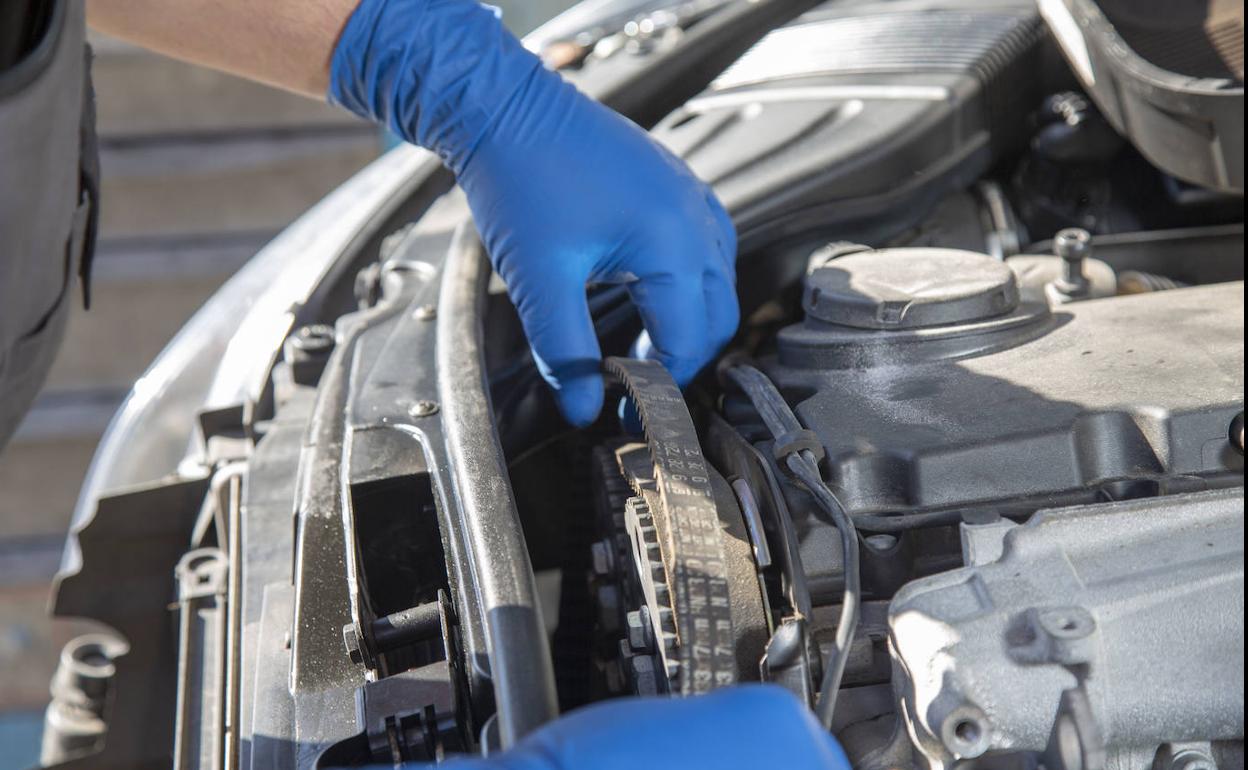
[[87, 0, 359, 97]]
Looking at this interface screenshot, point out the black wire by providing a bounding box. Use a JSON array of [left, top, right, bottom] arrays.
[[788, 455, 859, 729], [724, 365, 860, 730]]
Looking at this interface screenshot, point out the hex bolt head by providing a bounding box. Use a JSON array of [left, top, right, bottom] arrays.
[[409, 400, 440, 418], [628, 654, 659, 696], [626, 607, 655, 652]]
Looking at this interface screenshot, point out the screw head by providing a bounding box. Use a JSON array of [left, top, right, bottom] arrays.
[[1054, 228, 1092, 261], [409, 400, 440, 418], [290, 324, 335, 354], [413, 304, 437, 321]]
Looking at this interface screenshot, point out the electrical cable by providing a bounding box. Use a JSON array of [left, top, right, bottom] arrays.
[[724, 364, 860, 730]]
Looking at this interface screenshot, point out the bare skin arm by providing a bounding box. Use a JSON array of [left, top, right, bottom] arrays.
[[87, 0, 360, 97]]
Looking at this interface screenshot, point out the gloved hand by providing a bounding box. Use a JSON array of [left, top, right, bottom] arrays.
[[435, 685, 850, 770], [329, 0, 738, 426]]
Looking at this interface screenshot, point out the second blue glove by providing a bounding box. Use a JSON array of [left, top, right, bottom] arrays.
[[329, 0, 738, 425]]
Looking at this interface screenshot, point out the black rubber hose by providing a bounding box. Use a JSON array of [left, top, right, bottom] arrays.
[[724, 364, 860, 730]]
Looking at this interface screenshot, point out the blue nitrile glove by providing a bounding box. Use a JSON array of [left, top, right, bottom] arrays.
[[329, 0, 738, 426], [427, 685, 851, 770]]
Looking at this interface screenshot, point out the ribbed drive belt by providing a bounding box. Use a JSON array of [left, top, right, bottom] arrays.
[[604, 357, 737, 694]]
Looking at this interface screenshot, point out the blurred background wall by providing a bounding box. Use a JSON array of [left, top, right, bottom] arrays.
[[0, 3, 574, 765]]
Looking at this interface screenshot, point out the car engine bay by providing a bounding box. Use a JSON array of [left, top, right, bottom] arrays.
[[40, 0, 1244, 769]]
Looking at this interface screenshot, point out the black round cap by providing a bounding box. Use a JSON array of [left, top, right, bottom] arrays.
[[804, 248, 1020, 330]]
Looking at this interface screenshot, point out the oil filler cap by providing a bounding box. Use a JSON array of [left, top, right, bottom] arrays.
[[804, 247, 1021, 330]]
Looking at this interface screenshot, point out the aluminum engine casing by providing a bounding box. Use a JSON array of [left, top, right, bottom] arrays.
[[889, 488, 1245, 768]]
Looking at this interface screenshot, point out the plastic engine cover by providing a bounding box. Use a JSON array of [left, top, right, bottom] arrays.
[[767, 280, 1245, 516]]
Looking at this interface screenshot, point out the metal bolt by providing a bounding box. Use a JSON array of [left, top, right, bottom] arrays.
[[1054, 228, 1092, 296], [414, 304, 437, 321], [628, 654, 659, 696], [626, 608, 655, 652], [1231, 412, 1244, 455], [409, 400, 440, 418], [289, 324, 335, 354]]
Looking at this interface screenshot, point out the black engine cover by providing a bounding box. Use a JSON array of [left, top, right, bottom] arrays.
[[770, 281, 1245, 513], [743, 279, 1244, 602]]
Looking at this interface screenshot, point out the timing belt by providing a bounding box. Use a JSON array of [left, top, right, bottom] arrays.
[[603, 357, 737, 694]]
